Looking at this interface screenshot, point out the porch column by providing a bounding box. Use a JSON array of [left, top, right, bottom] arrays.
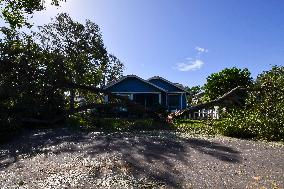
[[104, 95, 109, 103], [158, 93, 161, 104], [130, 94, 134, 100], [180, 93, 183, 109]]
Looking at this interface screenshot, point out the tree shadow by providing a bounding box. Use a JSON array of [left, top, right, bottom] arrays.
[[0, 128, 241, 188], [0, 127, 86, 168]]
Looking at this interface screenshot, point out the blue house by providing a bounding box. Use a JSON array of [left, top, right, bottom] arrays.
[[104, 75, 189, 111]]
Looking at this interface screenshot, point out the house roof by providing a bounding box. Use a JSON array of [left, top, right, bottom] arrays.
[[104, 75, 167, 92], [148, 76, 189, 93]]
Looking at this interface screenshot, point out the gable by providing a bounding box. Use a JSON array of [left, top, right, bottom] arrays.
[[148, 79, 184, 92], [106, 77, 164, 93]]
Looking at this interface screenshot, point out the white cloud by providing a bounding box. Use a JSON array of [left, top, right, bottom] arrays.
[[174, 46, 207, 72], [176, 59, 204, 71], [195, 46, 208, 54]]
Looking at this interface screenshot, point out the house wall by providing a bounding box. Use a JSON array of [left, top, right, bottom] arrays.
[[106, 77, 187, 111], [182, 93, 187, 109], [161, 92, 167, 107], [106, 77, 162, 93], [166, 93, 187, 110], [149, 79, 187, 110]]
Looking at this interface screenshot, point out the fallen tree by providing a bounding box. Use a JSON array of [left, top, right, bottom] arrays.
[[167, 86, 257, 122], [21, 81, 166, 125], [167, 82, 284, 122]]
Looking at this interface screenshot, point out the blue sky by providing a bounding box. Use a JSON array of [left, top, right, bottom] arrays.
[[1, 0, 284, 87]]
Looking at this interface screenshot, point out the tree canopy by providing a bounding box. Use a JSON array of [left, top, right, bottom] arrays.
[[185, 85, 202, 105], [35, 13, 124, 109], [0, 0, 65, 28], [0, 13, 124, 128], [204, 67, 253, 101], [219, 65, 284, 141]]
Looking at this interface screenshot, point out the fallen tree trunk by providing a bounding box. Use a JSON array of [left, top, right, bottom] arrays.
[[60, 82, 162, 117], [21, 81, 165, 125], [167, 86, 258, 122]]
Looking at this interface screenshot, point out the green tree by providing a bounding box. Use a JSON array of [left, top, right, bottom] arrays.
[[185, 85, 202, 105], [219, 66, 284, 141], [35, 13, 124, 109], [0, 0, 65, 28], [0, 27, 66, 128], [204, 67, 252, 101], [0, 13, 124, 129]]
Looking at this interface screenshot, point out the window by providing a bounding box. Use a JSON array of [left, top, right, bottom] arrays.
[[168, 94, 180, 110]]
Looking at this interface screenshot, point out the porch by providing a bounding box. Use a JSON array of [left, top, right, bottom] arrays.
[[104, 92, 187, 111], [105, 92, 162, 109]]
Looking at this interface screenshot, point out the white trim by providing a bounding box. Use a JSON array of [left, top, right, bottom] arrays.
[[130, 94, 134, 100], [167, 92, 185, 94], [104, 75, 167, 92], [104, 95, 109, 103], [168, 93, 179, 96], [184, 92, 188, 107], [148, 76, 188, 93]]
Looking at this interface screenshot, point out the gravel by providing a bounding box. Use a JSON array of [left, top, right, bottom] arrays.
[[0, 128, 283, 189]]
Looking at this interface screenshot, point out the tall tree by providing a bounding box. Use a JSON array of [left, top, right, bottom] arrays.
[[35, 13, 124, 109], [204, 67, 252, 101], [0, 0, 65, 28], [0, 27, 66, 127], [0, 13, 124, 127]]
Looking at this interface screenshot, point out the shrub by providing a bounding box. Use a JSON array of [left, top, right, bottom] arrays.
[[173, 119, 219, 136], [68, 113, 170, 132], [217, 66, 284, 141]]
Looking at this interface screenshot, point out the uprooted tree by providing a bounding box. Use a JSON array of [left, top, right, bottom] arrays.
[[0, 13, 135, 128], [219, 66, 284, 141], [168, 66, 284, 141], [35, 13, 124, 111], [168, 67, 254, 121]]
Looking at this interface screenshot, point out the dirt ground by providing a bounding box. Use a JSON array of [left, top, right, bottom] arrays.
[[0, 127, 283, 189]]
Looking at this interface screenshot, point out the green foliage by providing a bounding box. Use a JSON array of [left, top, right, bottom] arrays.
[[217, 66, 284, 141], [185, 85, 203, 105], [0, 0, 65, 28], [204, 67, 253, 101], [0, 27, 66, 124], [36, 13, 123, 87], [185, 85, 202, 96], [35, 13, 124, 108], [214, 112, 258, 139], [68, 115, 168, 132], [0, 14, 124, 132], [173, 119, 219, 136]]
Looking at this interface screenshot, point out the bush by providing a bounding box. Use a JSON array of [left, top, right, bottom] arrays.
[[217, 66, 284, 141], [217, 108, 284, 141], [215, 112, 258, 139], [173, 119, 219, 136], [67, 113, 170, 132]]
